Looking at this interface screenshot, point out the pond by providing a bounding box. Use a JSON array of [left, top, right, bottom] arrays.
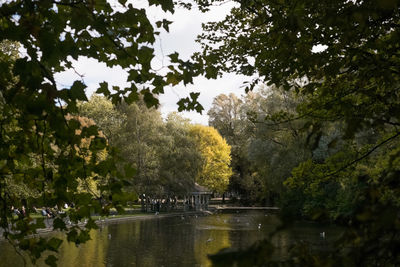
[[0, 211, 340, 266]]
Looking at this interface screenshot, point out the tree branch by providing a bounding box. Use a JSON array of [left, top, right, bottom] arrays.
[[327, 130, 400, 177]]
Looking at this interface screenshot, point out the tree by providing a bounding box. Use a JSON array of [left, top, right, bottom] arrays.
[[189, 125, 232, 194], [197, 0, 400, 137], [208, 93, 258, 203], [116, 100, 165, 197], [208, 93, 245, 143], [208, 88, 312, 205], [196, 0, 400, 265], [208, 93, 247, 195], [159, 112, 202, 196], [245, 87, 311, 205], [78, 95, 125, 144]]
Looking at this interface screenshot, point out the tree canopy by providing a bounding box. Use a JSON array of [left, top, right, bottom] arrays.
[[189, 125, 232, 194], [79, 96, 203, 198]]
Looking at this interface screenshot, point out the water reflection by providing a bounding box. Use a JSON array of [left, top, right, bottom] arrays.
[[0, 211, 340, 267]]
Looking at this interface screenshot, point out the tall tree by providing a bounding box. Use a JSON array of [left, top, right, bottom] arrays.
[[114, 100, 164, 197], [159, 112, 202, 196], [189, 125, 232, 194], [208, 93, 245, 143], [208, 93, 253, 201], [245, 87, 311, 204]]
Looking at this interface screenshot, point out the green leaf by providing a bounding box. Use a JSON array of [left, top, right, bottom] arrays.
[[89, 136, 107, 150], [124, 164, 136, 178], [81, 125, 99, 137], [137, 46, 154, 66], [96, 82, 110, 96], [162, 19, 172, 32], [47, 238, 63, 252], [142, 90, 159, 107], [85, 218, 98, 230], [148, 0, 174, 12], [70, 81, 88, 101], [53, 218, 67, 231], [168, 52, 179, 63], [45, 255, 58, 267], [77, 230, 91, 244], [67, 229, 78, 243], [166, 72, 180, 85]]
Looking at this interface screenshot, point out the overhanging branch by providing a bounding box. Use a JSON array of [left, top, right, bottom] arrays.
[[327, 130, 400, 177]]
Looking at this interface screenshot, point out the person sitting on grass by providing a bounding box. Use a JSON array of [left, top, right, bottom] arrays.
[[45, 207, 54, 218], [41, 207, 51, 218]]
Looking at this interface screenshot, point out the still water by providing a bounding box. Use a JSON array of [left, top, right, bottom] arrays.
[[0, 211, 338, 266]]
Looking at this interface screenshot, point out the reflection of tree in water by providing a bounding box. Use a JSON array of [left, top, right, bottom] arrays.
[[57, 229, 109, 267], [0, 212, 336, 266], [105, 217, 198, 267], [194, 214, 232, 266], [0, 240, 28, 266]]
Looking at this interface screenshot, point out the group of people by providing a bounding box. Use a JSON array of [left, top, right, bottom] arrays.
[[10, 203, 72, 219], [35, 203, 71, 218], [11, 205, 26, 218], [9, 203, 75, 220]]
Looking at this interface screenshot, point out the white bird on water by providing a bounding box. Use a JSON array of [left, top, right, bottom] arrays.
[[206, 238, 213, 243], [320, 232, 325, 239]]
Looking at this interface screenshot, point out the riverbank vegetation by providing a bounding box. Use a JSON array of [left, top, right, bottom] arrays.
[[1, 0, 399, 266]]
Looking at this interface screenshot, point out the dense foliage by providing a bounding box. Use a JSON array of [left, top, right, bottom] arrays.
[[79, 96, 209, 198], [208, 88, 311, 205], [189, 124, 232, 193], [198, 0, 400, 265]]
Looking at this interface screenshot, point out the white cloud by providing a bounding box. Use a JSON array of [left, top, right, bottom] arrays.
[[54, 57, 129, 97], [160, 73, 249, 125]]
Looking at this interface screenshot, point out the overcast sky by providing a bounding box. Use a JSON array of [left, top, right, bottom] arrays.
[[54, 1, 250, 125]]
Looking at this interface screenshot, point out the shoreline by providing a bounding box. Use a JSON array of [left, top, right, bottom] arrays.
[[1, 206, 279, 239], [95, 210, 211, 225], [0, 210, 211, 240]]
